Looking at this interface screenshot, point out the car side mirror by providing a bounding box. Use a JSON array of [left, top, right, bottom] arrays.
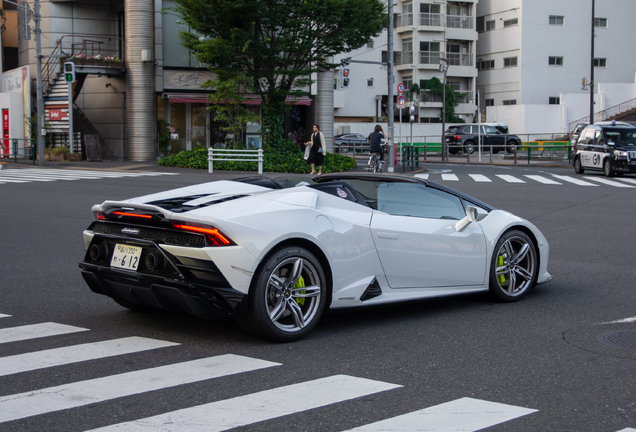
[[456, 206, 483, 231]]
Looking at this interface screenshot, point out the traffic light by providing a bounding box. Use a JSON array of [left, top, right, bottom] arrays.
[[341, 68, 350, 89], [64, 62, 75, 84]]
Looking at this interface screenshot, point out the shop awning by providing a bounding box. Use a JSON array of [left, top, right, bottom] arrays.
[[165, 93, 312, 106]]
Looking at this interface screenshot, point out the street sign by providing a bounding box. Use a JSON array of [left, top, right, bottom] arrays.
[[397, 83, 405, 93], [397, 95, 405, 107]]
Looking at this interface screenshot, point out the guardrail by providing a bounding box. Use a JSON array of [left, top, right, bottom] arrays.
[[208, 148, 263, 174], [0, 138, 37, 165]]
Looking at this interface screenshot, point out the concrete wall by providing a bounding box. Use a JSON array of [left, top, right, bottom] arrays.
[[487, 104, 562, 135]]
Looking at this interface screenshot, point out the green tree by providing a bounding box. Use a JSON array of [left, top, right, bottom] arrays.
[[422, 77, 466, 123], [171, 0, 386, 148], [202, 73, 259, 148]]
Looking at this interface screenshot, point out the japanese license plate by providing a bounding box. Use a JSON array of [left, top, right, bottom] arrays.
[[110, 244, 142, 271]]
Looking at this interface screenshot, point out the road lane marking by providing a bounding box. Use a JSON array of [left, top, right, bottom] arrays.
[[441, 173, 459, 181], [85, 375, 401, 432], [550, 175, 598, 186], [584, 177, 635, 188], [0, 354, 280, 423], [0, 313, 10, 318], [615, 178, 636, 186], [0, 337, 179, 377], [414, 174, 429, 180], [524, 175, 562, 185], [468, 174, 491, 182], [496, 174, 525, 183], [0, 323, 88, 344], [342, 397, 537, 432]]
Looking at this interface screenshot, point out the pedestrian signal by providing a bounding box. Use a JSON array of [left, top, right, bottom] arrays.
[[64, 62, 75, 84], [341, 68, 350, 88]]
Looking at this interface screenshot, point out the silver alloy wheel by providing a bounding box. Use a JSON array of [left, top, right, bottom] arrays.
[[264, 257, 322, 333], [493, 235, 536, 297]]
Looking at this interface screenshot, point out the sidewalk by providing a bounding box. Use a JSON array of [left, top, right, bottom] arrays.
[[0, 150, 572, 174]]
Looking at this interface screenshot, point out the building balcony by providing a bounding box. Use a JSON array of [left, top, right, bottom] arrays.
[[446, 15, 473, 29], [396, 13, 414, 31], [445, 53, 473, 67]]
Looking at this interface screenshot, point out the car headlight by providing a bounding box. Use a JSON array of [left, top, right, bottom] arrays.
[[615, 150, 628, 158]]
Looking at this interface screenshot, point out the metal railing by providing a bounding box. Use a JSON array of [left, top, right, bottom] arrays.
[[336, 134, 573, 166], [208, 148, 263, 174], [420, 13, 443, 26], [395, 51, 414, 66], [396, 13, 413, 27], [42, 34, 125, 92], [447, 15, 473, 29], [419, 51, 442, 65], [569, 97, 636, 131], [445, 53, 473, 66], [0, 138, 37, 164]]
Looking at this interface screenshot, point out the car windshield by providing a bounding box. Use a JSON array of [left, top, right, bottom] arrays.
[[446, 126, 461, 133], [603, 128, 636, 146]]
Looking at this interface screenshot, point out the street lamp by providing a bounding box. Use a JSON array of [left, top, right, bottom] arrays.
[[439, 58, 449, 161]]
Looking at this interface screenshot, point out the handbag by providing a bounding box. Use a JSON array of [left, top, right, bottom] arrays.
[[304, 144, 311, 160]]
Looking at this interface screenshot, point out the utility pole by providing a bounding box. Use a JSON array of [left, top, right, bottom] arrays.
[[34, 0, 45, 165], [387, 0, 394, 172], [590, 0, 595, 125]]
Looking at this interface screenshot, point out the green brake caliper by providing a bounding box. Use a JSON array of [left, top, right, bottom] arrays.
[[497, 255, 507, 285], [294, 276, 306, 306]]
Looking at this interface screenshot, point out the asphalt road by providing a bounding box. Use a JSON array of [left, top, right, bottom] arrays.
[[0, 162, 635, 432]]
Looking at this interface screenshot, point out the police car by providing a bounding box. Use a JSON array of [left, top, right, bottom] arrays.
[[572, 121, 636, 177]]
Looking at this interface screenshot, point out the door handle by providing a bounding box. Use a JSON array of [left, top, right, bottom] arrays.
[[377, 232, 399, 240]]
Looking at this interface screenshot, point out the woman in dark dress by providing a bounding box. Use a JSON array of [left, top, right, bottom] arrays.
[[305, 124, 326, 175]]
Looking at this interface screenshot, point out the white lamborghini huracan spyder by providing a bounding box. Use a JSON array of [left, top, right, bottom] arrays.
[[79, 173, 551, 342]]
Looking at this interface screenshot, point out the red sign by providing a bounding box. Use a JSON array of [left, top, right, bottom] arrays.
[[397, 95, 405, 107], [397, 83, 405, 93], [49, 109, 64, 121], [2, 109, 8, 157]]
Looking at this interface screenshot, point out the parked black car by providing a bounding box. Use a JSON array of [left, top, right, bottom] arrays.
[[445, 124, 522, 154], [334, 133, 369, 153]]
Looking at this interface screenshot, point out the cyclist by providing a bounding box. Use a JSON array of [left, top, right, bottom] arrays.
[[367, 125, 386, 162]]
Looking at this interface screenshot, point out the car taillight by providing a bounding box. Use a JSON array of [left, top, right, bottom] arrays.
[[454, 135, 461, 140], [171, 221, 235, 246], [111, 211, 153, 219], [94, 211, 106, 220]]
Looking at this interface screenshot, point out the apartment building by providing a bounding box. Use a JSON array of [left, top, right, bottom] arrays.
[[335, 0, 479, 128], [476, 0, 636, 133]]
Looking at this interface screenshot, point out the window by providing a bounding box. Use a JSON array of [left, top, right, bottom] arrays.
[[402, 75, 412, 90], [367, 41, 374, 49], [594, 18, 607, 27], [549, 15, 564, 25], [402, 0, 413, 14], [549, 56, 563, 66], [594, 58, 607, 67], [549, 97, 560, 105], [367, 79, 374, 87], [485, 99, 494, 106], [477, 17, 484, 32], [420, 41, 440, 52], [486, 20, 496, 31], [503, 18, 518, 27], [503, 100, 517, 105], [377, 183, 466, 220], [420, 117, 440, 123], [448, 82, 460, 91], [420, 3, 440, 13], [503, 57, 518, 67], [334, 79, 338, 90], [477, 59, 495, 70], [402, 38, 413, 53], [420, 41, 440, 64]]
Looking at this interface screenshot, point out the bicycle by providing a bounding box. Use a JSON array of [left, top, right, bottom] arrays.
[[366, 141, 391, 173]]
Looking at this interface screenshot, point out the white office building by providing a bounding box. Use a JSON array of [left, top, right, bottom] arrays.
[[476, 0, 636, 134]]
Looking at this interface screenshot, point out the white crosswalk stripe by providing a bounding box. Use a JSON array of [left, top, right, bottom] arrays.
[[468, 174, 491, 182], [550, 174, 598, 186], [585, 176, 635, 188], [524, 175, 562, 185], [0, 313, 10, 318], [617, 178, 636, 185], [86, 375, 401, 432], [342, 397, 537, 432], [441, 173, 459, 181], [496, 174, 526, 183], [0, 322, 88, 344], [0, 354, 280, 423], [0, 169, 179, 184], [0, 337, 179, 377], [415, 173, 429, 180]]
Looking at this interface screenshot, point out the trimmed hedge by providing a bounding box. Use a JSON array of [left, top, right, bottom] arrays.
[[158, 140, 357, 173]]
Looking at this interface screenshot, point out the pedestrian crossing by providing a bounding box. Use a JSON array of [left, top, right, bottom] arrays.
[[0, 312, 630, 431], [0, 168, 179, 184], [416, 172, 636, 188]]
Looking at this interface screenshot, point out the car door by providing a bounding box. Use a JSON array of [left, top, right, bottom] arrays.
[[483, 125, 504, 151], [579, 127, 602, 169], [369, 182, 488, 288]]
